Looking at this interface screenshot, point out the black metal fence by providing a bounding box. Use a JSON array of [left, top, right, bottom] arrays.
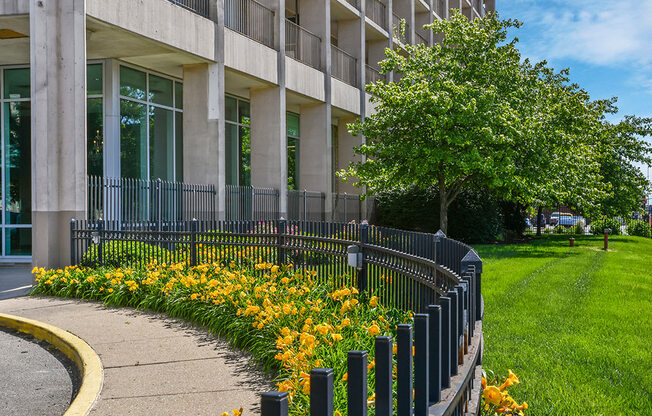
[[70, 217, 483, 415], [225, 185, 280, 221], [88, 176, 216, 225]]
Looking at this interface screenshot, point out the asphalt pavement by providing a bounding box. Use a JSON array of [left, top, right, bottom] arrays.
[[0, 265, 33, 300], [0, 327, 77, 416]]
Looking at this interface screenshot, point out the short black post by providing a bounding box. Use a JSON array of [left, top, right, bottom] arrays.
[[375, 336, 393, 416], [397, 324, 413, 416], [358, 222, 369, 294], [434, 230, 446, 265], [261, 392, 289, 416], [427, 305, 441, 403], [414, 314, 429, 416], [348, 351, 368, 416], [447, 290, 458, 375], [461, 250, 483, 321], [278, 218, 287, 265], [439, 297, 451, 389], [456, 285, 465, 361], [70, 219, 76, 266], [97, 219, 104, 266], [190, 218, 198, 266], [310, 368, 334, 416]]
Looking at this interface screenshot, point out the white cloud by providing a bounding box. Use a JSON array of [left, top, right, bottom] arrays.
[[500, 0, 652, 92]]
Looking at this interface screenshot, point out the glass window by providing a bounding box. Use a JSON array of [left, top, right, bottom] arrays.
[[332, 125, 338, 192], [175, 112, 183, 181], [149, 106, 174, 181], [175, 82, 183, 110], [120, 99, 148, 179], [87, 64, 103, 96], [240, 122, 251, 186], [3, 102, 32, 225], [120, 66, 146, 100], [6, 228, 31, 256], [225, 96, 237, 122], [239, 100, 250, 124], [4, 68, 30, 99], [149, 74, 173, 107], [225, 123, 239, 186], [287, 113, 300, 190], [87, 98, 103, 177]]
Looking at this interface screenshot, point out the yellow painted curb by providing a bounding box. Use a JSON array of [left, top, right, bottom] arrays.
[[0, 313, 103, 416]]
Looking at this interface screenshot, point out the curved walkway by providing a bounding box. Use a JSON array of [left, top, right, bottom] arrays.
[[0, 296, 271, 416]]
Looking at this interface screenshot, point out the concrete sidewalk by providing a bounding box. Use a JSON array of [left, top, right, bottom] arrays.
[[0, 266, 33, 300], [0, 297, 271, 416]]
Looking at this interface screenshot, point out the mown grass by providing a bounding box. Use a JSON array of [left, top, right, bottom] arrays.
[[475, 235, 652, 416]]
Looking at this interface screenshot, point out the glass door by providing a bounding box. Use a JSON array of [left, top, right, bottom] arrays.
[[1, 67, 32, 259]]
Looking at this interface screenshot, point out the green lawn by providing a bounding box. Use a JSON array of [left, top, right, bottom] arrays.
[[474, 235, 652, 416]]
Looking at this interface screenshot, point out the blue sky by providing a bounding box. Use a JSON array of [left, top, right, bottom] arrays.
[[497, 0, 652, 121]]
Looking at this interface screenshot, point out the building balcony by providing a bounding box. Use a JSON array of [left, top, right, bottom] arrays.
[[225, 0, 276, 49], [285, 20, 322, 69], [365, 0, 388, 31], [365, 64, 386, 83], [392, 12, 409, 45], [331, 45, 358, 87], [168, 0, 211, 19]]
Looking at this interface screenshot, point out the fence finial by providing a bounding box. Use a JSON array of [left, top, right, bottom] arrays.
[[460, 249, 482, 274], [434, 230, 446, 239]]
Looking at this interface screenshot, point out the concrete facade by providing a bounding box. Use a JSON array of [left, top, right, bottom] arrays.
[[0, 0, 492, 267]]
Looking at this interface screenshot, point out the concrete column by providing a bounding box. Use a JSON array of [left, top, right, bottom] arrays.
[[182, 63, 224, 219], [299, 103, 332, 216], [30, 0, 87, 268], [103, 60, 120, 179], [250, 86, 287, 217]]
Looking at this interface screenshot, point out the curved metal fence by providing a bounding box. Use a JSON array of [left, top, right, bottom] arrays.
[[70, 219, 484, 416]]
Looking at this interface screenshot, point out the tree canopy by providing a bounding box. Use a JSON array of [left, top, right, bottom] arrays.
[[340, 11, 651, 232]]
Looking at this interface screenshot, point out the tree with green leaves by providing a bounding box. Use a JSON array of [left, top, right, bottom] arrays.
[[340, 11, 651, 233]]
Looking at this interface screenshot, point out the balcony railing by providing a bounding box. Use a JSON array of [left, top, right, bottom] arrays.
[[331, 45, 358, 87], [285, 20, 322, 69], [416, 32, 428, 45], [365, 64, 386, 83], [225, 0, 275, 49], [168, 0, 211, 19], [436, 0, 446, 18], [365, 0, 388, 30], [343, 0, 360, 10], [392, 13, 409, 45]]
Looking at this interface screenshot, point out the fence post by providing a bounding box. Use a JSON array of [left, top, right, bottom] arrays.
[[70, 219, 76, 266], [310, 368, 334, 416], [278, 218, 287, 265], [156, 178, 162, 232], [251, 186, 255, 221], [375, 336, 393, 416], [190, 218, 198, 266], [358, 222, 369, 294], [397, 324, 413, 416], [439, 296, 451, 389], [97, 219, 104, 266], [261, 392, 289, 416], [303, 189, 308, 221], [434, 230, 446, 265], [461, 250, 483, 321], [427, 304, 441, 404], [348, 351, 368, 416], [447, 289, 458, 376], [414, 314, 429, 416], [344, 192, 348, 221]]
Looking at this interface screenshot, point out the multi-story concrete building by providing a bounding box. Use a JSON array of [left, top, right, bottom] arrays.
[[0, 0, 492, 267]]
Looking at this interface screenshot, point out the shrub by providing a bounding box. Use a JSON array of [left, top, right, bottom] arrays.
[[590, 217, 622, 235], [81, 241, 173, 268], [625, 220, 652, 238], [573, 222, 585, 235], [32, 262, 410, 416]]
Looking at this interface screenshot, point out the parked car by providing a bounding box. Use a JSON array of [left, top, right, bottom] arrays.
[[550, 212, 561, 226], [558, 214, 576, 227]]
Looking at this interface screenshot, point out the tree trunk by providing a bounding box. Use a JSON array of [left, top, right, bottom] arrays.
[[440, 188, 448, 234], [536, 206, 543, 236]]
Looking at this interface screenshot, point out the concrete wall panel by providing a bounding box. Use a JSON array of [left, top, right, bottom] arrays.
[[87, 0, 215, 61], [285, 57, 326, 102], [331, 78, 360, 115], [0, 0, 28, 15], [225, 29, 277, 84]]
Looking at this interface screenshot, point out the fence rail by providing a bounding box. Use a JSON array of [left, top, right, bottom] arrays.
[[365, 64, 386, 83], [70, 217, 483, 416], [87, 176, 216, 226], [285, 20, 322, 69], [365, 0, 388, 30], [167, 0, 211, 19], [331, 45, 358, 87], [225, 185, 280, 221], [225, 0, 275, 49]]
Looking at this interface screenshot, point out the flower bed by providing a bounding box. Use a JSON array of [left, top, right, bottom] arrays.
[[32, 261, 410, 415]]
